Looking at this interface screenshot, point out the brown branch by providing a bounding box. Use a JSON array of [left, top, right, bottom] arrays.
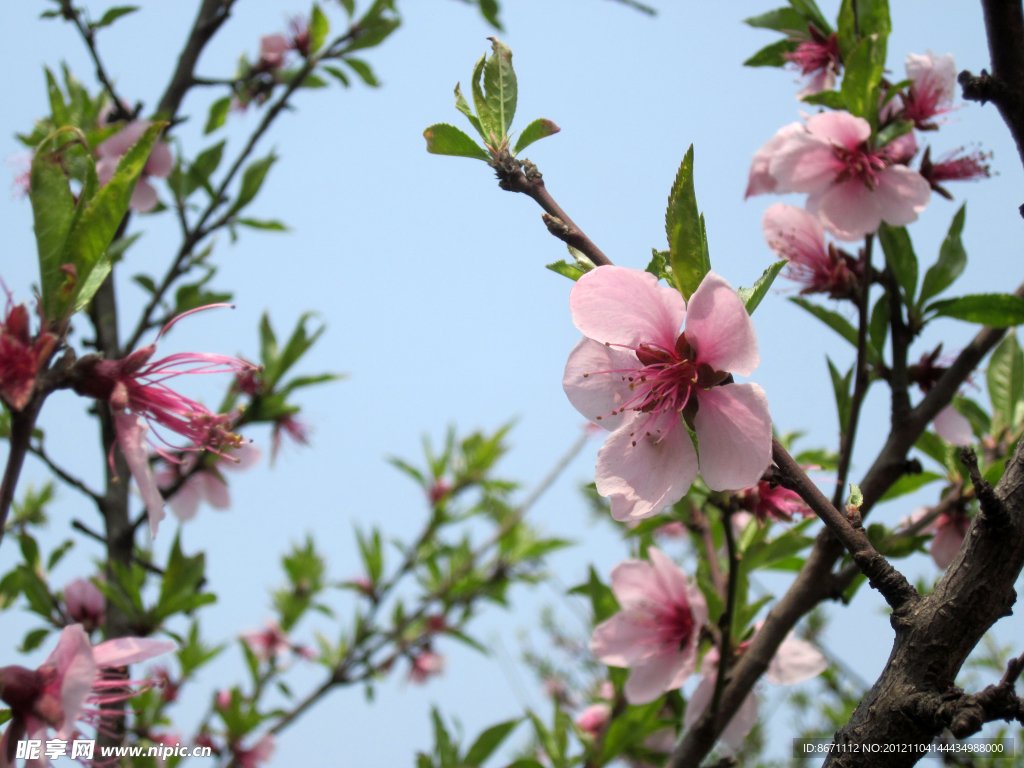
[[0, 399, 44, 544], [884, 265, 912, 427], [71, 519, 164, 576], [939, 653, 1024, 738], [156, 0, 238, 122], [62, 3, 132, 122], [494, 156, 613, 267], [960, 447, 1008, 525], [28, 441, 103, 504], [710, 505, 740, 729]]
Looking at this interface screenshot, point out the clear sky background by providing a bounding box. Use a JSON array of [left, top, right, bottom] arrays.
[[1, 0, 1022, 765]]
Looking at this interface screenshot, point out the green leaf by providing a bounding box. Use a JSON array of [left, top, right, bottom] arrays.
[[479, 0, 502, 29], [20, 628, 51, 653], [828, 356, 853, 432], [801, 90, 848, 109], [738, 260, 787, 314], [470, 54, 496, 143], [836, 0, 857, 59], [156, 533, 214, 619], [236, 218, 289, 231], [546, 260, 584, 281], [841, 35, 885, 121], [30, 128, 80, 320], [93, 5, 139, 29], [453, 83, 483, 138], [849, 0, 891, 39], [645, 248, 674, 284], [204, 96, 231, 135], [790, 298, 880, 363], [346, 2, 399, 52], [789, 0, 833, 34], [665, 146, 707, 300], [928, 295, 1024, 327], [344, 57, 378, 86], [513, 118, 560, 155], [463, 719, 521, 765], [744, 7, 806, 30], [44, 68, 70, 127], [186, 140, 226, 198], [878, 471, 943, 501], [423, 123, 490, 162], [876, 119, 914, 149], [299, 73, 329, 89], [228, 152, 277, 214], [869, 291, 890, 355], [919, 204, 967, 305], [568, 566, 619, 623], [848, 483, 863, 508], [988, 333, 1024, 433], [483, 37, 516, 138], [309, 3, 329, 53], [744, 532, 815, 571], [878, 223, 918, 304], [954, 395, 990, 439], [744, 38, 798, 67], [323, 65, 350, 87]]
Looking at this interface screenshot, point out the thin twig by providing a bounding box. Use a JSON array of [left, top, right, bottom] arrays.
[[63, 4, 132, 122], [71, 519, 165, 575], [710, 504, 739, 729], [28, 443, 103, 503], [0, 400, 44, 546]]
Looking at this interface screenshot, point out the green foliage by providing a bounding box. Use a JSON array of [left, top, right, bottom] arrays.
[[919, 204, 967, 306], [514, 118, 561, 154], [828, 356, 853, 432], [154, 534, 216, 622], [878, 223, 918, 305], [738, 259, 787, 314], [801, 90, 848, 109], [791, 297, 880, 365], [483, 38, 517, 139], [569, 567, 619, 624], [205, 96, 231, 134], [423, 123, 491, 161], [546, 246, 595, 282], [665, 146, 708, 301], [869, 291, 889, 355], [878, 471, 944, 502], [988, 333, 1024, 434], [309, 3, 329, 53], [928, 294, 1024, 327], [841, 34, 886, 123], [744, 7, 806, 30], [274, 536, 329, 630], [91, 5, 139, 30], [744, 38, 798, 67]]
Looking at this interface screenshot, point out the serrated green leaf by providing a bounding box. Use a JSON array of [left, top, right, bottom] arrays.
[[841, 34, 885, 121], [423, 123, 490, 161], [30, 128, 80, 320], [309, 3, 329, 52], [228, 152, 276, 214], [453, 82, 483, 138], [483, 37, 516, 138], [738, 260, 787, 314], [545, 260, 584, 281], [919, 204, 967, 305], [45, 68, 70, 127], [988, 333, 1024, 433], [744, 7, 806, 30], [789, 0, 833, 34], [744, 38, 798, 67], [93, 5, 139, 29], [665, 146, 707, 300], [878, 223, 918, 304], [513, 118, 560, 155], [470, 54, 497, 143], [928, 295, 1024, 327], [204, 96, 231, 135], [828, 356, 853, 432]]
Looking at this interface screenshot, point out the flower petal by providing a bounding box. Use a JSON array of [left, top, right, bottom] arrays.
[[806, 180, 883, 242], [745, 123, 804, 198], [591, 612, 658, 668], [930, 522, 965, 569], [767, 634, 829, 685], [92, 637, 176, 667], [761, 203, 827, 268], [597, 412, 697, 521], [683, 676, 759, 752], [47, 626, 96, 736], [130, 178, 159, 213], [200, 472, 231, 509], [570, 266, 686, 351], [114, 412, 166, 538], [168, 476, 201, 521], [685, 272, 760, 376], [694, 383, 772, 492], [874, 165, 931, 228], [145, 141, 174, 178], [624, 650, 685, 704], [609, 558, 667, 608], [806, 111, 872, 148], [934, 405, 974, 446], [563, 337, 639, 431], [767, 131, 839, 194]]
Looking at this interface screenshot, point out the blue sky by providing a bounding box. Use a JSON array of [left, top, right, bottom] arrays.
[[1, 0, 1022, 764]]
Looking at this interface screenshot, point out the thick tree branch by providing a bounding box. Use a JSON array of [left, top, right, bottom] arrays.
[[493, 156, 613, 267], [960, 447, 1009, 525]]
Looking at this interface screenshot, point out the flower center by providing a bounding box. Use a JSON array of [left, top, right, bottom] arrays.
[[833, 144, 888, 188], [657, 600, 696, 651], [622, 333, 728, 422]]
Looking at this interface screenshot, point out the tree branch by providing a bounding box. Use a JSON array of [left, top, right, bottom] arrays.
[[28, 442, 103, 504], [62, 2, 132, 122], [0, 399, 44, 545]]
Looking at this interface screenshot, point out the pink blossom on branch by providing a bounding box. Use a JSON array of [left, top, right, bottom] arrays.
[[564, 267, 772, 521], [156, 443, 261, 522], [240, 621, 293, 662], [745, 123, 802, 198], [95, 121, 173, 213], [408, 648, 446, 684], [752, 112, 931, 241], [738, 479, 813, 524], [761, 203, 860, 298], [590, 547, 708, 704], [901, 51, 958, 129], [902, 507, 971, 569], [0, 625, 173, 763], [62, 578, 105, 632], [919, 146, 992, 200], [0, 300, 56, 412], [783, 27, 841, 98], [575, 703, 611, 736], [232, 734, 275, 768]]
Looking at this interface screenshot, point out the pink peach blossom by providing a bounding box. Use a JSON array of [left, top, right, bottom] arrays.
[[920, 147, 991, 199], [783, 28, 841, 98], [745, 123, 803, 198], [408, 648, 446, 684], [761, 203, 860, 297], [233, 734, 275, 768], [0, 299, 57, 412], [739, 479, 813, 524], [590, 548, 708, 704], [0, 625, 173, 763], [756, 112, 931, 241], [157, 443, 261, 522], [934, 405, 973, 446], [902, 51, 958, 128], [931, 512, 970, 569], [96, 121, 173, 213], [575, 703, 611, 736], [258, 35, 290, 70], [564, 267, 772, 521], [63, 578, 105, 632], [241, 621, 293, 662]]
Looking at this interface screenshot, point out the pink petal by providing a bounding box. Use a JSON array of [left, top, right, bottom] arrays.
[[761, 203, 827, 267], [930, 524, 965, 569], [648, 547, 693, 610], [96, 120, 149, 159], [609, 559, 668, 609], [694, 384, 772, 492], [591, 612, 659, 668], [225, 442, 261, 471], [683, 676, 759, 752], [685, 271, 760, 376], [130, 178, 159, 213], [767, 131, 840, 194], [563, 338, 638, 431], [47, 626, 96, 735], [806, 180, 882, 241], [906, 51, 957, 103], [199, 472, 231, 509], [745, 123, 803, 198], [874, 166, 931, 227], [92, 636, 176, 667], [145, 141, 173, 179], [96, 157, 118, 187], [934, 405, 974, 446], [114, 412, 166, 538], [570, 266, 686, 351], [766, 635, 829, 684], [806, 111, 871, 148], [624, 649, 686, 704], [796, 68, 834, 99], [168, 476, 201, 521], [596, 412, 698, 521]]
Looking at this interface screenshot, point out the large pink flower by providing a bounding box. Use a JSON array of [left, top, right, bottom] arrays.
[[756, 112, 931, 241], [761, 203, 859, 297], [96, 121, 173, 213], [564, 267, 772, 521], [590, 548, 708, 704], [0, 625, 173, 766], [902, 51, 957, 129], [683, 628, 827, 751]]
